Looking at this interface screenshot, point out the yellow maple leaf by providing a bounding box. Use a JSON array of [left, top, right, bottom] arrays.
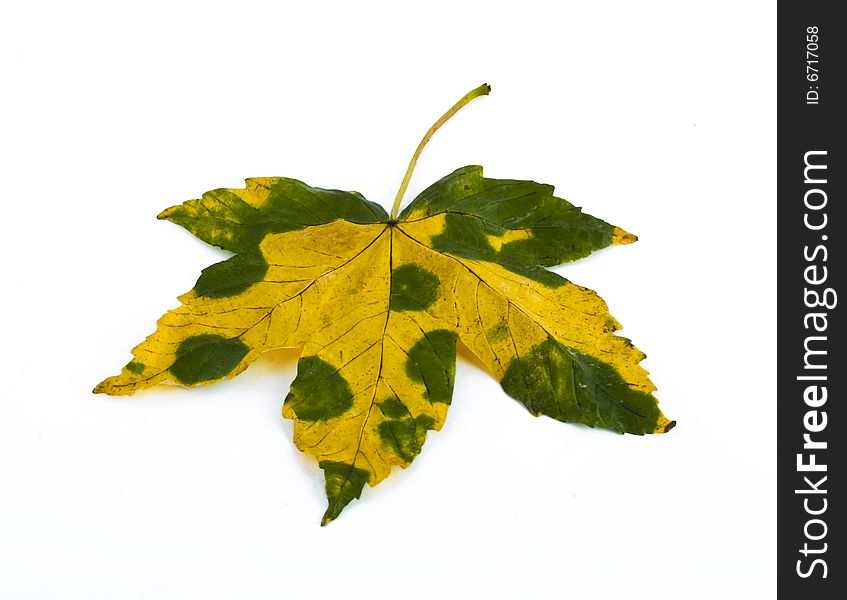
[[95, 85, 673, 524]]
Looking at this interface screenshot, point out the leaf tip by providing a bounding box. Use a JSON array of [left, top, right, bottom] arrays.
[[93, 380, 118, 395], [612, 227, 638, 245], [655, 415, 676, 434], [92, 374, 116, 394]]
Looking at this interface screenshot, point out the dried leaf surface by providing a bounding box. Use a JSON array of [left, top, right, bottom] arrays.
[[96, 166, 673, 524]]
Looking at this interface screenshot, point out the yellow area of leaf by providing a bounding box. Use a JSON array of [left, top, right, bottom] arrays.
[[612, 226, 638, 245], [485, 227, 533, 251], [94, 221, 385, 394]]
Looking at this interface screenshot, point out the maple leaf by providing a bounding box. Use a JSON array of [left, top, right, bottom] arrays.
[[95, 84, 674, 524]]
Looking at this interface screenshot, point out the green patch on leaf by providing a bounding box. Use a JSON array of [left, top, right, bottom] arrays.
[[125, 360, 145, 375], [286, 356, 355, 421], [160, 181, 387, 255], [168, 334, 249, 385], [404, 329, 458, 404], [377, 395, 410, 419], [194, 251, 269, 298], [501, 337, 661, 434], [403, 165, 621, 282], [389, 263, 440, 311], [377, 414, 436, 463], [485, 320, 510, 343], [320, 460, 371, 525], [430, 212, 565, 287]]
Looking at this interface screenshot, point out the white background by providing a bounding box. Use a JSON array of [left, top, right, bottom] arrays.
[[0, 1, 775, 598]]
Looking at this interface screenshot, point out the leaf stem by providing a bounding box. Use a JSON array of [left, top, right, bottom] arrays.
[[389, 83, 491, 220]]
